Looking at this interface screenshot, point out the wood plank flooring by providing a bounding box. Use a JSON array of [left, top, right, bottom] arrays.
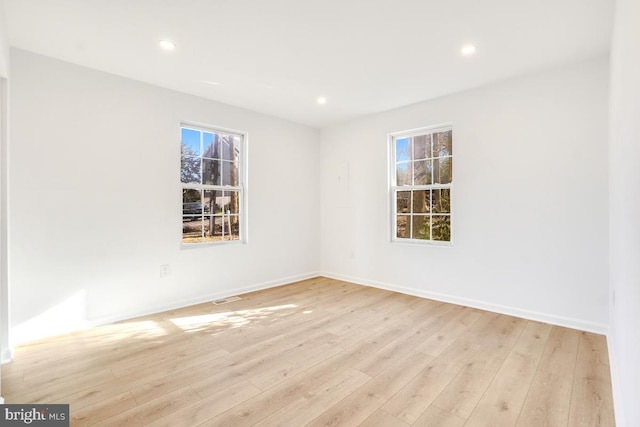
[[1, 277, 615, 426]]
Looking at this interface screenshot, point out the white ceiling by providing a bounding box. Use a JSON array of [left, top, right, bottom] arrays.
[[2, 0, 614, 128]]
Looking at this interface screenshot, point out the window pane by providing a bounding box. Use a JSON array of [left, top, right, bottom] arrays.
[[224, 191, 240, 214], [214, 191, 230, 214], [180, 156, 201, 184], [412, 190, 430, 213], [396, 162, 411, 186], [396, 215, 410, 238], [432, 189, 450, 213], [221, 135, 238, 161], [182, 189, 203, 236], [396, 138, 411, 162], [412, 215, 430, 240], [227, 216, 240, 241], [181, 128, 201, 156], [202, 215, 240, 242], [432, 215, 451, 241], [201, 190, 215, 216], [397, 191, 410, 213], [202, 159, 221, 185], [203, 132, 220, 159], [434, 130, 452, 157], [203, 216, 224, 242], [413, 160, 432, 185], [222, 160, 239, 186], [434, 157, 452, 184], [203, 190, 224, 214], [182, 188, 202, 207], [413, 135, 430, 160], [182, 217, 204, 243]]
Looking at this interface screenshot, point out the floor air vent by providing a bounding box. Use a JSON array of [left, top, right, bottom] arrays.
[[212, 296, 242, 305]]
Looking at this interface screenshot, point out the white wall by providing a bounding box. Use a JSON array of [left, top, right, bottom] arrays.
[[609, 0, 640, 424], [0, 0, 8, 77], [321, 57, 610, 332], [8, 49, 320, 344]]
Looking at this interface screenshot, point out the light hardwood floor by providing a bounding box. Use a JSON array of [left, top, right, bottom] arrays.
[[1, 277, 615, 426]]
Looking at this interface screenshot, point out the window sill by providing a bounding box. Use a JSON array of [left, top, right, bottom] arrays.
[[390, 239, 453, 248], [181, 240, 246, 249]]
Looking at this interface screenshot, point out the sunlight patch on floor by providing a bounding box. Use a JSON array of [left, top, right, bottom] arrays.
[[91, 320, 169, 342], [170, 304, 298, 332]]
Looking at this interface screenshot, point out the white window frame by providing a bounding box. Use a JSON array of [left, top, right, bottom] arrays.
[[389, 124, 453, 245], [180, 121, 248, 247]]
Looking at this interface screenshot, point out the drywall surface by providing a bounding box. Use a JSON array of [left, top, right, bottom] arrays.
[[9, 49, 320, 344], [609, 0, 640, 424], [320, 57, 609, 332], [0, 1, 8, 78]]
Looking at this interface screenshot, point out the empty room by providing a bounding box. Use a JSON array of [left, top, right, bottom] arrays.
[[0, 0, 638, 426]]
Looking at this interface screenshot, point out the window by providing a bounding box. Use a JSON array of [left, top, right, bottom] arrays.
[[390, 125, 452, 243], [181, 123, 245, 245]]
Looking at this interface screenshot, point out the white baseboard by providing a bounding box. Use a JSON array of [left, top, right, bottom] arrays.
[[9, 270, 607, 346], [0, 349, 12, 365], [321, 271, 608, 334]]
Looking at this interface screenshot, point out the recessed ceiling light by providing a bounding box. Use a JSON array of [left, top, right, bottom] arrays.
[[159, 40, 176, 51], [203, 81, 221, 86], [317, 97, 327, 105], [461, 44, 477, 56]]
